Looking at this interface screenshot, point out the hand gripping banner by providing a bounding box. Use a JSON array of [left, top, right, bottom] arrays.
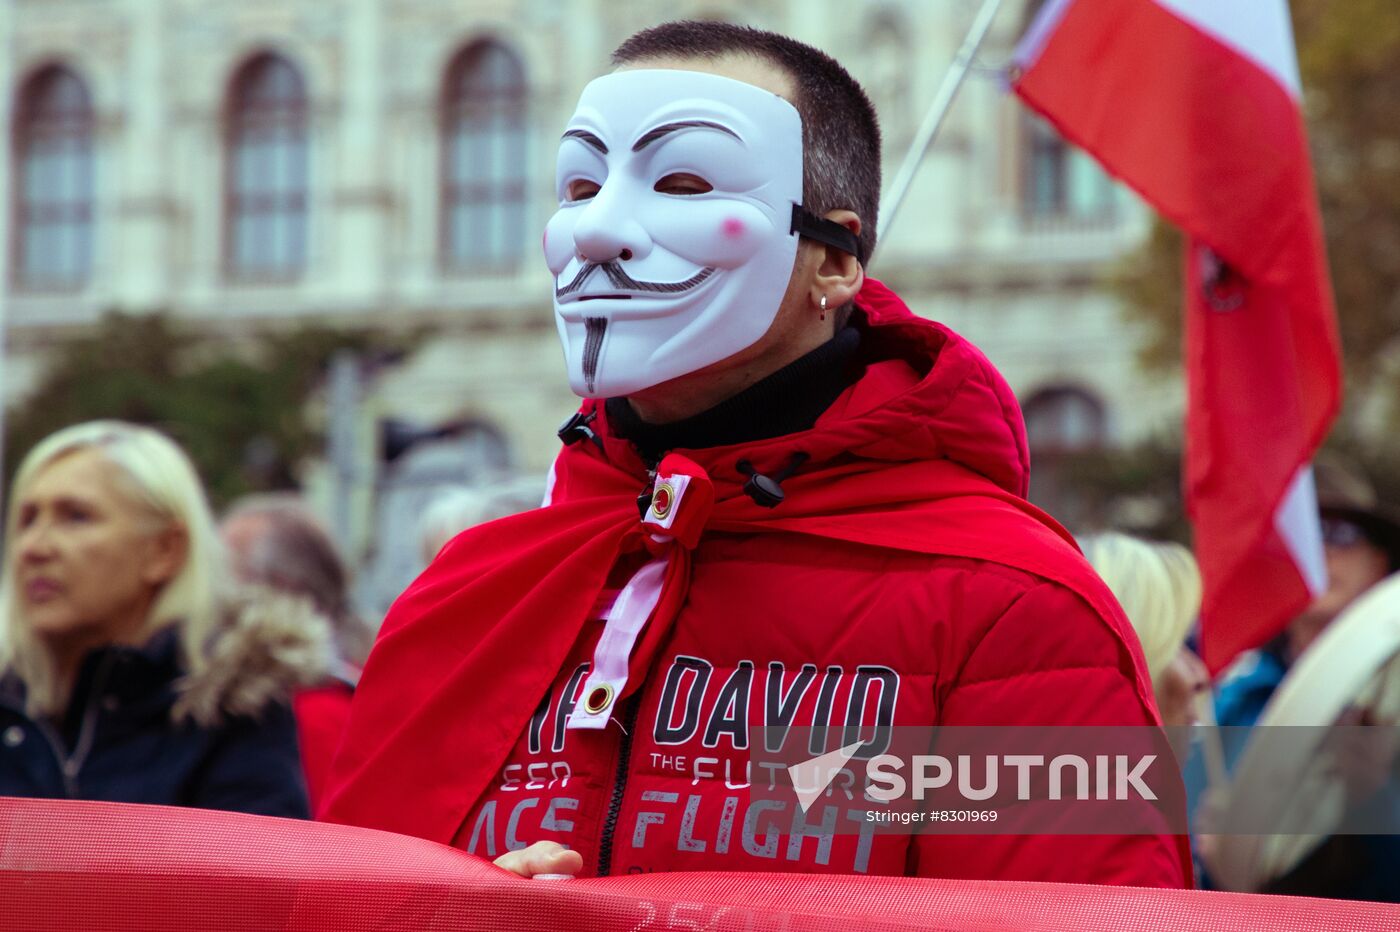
[[1, 797, 1396, 931]]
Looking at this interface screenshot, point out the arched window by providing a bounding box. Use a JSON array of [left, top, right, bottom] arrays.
[[1024, 385, 1107, 454], [1024, 385, 1108, 528], [366, 417, 515, 617], [1022, 114, 1117, 223], [1017, 2, 1117, 225], [441, 40, 527, 271], [225, 53, 309, 281], [12, 65, 95, 290]]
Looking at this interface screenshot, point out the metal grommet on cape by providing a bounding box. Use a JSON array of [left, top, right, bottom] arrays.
[[651, 481, 675, 520], [583, 682, 615, 715]]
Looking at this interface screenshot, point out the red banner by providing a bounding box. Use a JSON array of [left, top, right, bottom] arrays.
[[1, 798, 1395, 930]]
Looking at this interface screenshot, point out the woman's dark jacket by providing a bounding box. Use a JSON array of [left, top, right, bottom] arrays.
[[0, 592, 332, 818]]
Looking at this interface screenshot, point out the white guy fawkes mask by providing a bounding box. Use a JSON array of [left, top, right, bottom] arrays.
[[545, 69, 806, 399]]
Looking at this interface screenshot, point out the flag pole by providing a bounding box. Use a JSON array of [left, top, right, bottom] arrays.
[[876, 0, 1005, 256]]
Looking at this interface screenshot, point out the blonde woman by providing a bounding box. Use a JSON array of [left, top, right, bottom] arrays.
[[0, 421, 330, 816], [1080, 532, 1209, 728]]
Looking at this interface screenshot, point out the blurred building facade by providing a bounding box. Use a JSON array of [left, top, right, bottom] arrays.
[[1, 0, 1180, 602]]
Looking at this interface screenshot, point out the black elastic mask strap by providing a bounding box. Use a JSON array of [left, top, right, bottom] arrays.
[[791, 204, 862, 264]]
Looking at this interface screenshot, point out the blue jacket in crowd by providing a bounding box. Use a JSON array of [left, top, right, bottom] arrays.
[[0, 593, 328, 817]]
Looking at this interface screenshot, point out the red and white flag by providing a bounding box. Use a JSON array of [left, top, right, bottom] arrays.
[[1012, 0, 1343, 673]]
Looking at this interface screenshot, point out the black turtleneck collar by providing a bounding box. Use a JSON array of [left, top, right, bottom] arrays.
[[605, 326, 863, 466]]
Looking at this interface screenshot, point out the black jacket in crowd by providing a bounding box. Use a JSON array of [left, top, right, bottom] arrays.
[[0, 592, 331, 817]]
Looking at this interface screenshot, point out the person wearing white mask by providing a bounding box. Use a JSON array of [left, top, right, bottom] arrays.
[[323, 22, 1188, 889]]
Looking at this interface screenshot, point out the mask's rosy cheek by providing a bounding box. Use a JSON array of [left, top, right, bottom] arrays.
[[699, 206, 774, 267], [644, 200, 779, 269]]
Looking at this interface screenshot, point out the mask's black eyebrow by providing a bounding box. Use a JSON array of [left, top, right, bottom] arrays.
[[562, 129, 608, 154], [632, 120, 739, 152]]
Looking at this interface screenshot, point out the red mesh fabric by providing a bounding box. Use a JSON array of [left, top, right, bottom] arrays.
[[1, 797, 1395, 931]]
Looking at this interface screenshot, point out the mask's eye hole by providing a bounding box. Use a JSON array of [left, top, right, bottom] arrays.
[[566, 179, 601, 202], [655, 173, 713, 196]]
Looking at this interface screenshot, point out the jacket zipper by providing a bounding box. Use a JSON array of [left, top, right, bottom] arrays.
[[34, 652, 117, 798], [595, 695, 641, 877]]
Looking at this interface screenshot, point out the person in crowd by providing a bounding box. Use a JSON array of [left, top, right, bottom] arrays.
[[0, 421, 328, 816], [417, 478, 547, 565], [1215, 458, 1400, 732], [1080, 533, 1209, 731], [221, 493, 371, 812], [1081, 533, 1210, 889], [322, 21, 1188, 887], [1203, 458, 1400, 901]]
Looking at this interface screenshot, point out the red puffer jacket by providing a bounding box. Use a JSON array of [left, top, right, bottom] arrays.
[[324, 280, 1190, 888]]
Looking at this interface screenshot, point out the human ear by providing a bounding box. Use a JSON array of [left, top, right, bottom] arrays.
[[809, 210, 864, 313], [142, 523, 189, 587]]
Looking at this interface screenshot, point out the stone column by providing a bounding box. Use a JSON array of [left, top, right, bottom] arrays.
[[0, 0, 14, 477], [333, 0, 390, 302], [114, 0, 174, 310], [0, 0, 13, 299]]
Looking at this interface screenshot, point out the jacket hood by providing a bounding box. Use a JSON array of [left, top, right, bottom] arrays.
[[821, 277, 1031, 497], [590, 278, 1031, 499], [175, 587, 336, 726]]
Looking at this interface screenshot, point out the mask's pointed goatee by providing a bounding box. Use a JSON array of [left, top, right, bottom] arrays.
[[583, 317, 607, 396]]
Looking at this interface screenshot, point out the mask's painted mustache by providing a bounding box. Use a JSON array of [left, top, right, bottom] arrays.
[[556, 261, 715, 298]]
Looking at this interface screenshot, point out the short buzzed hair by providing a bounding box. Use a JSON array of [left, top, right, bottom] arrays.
[[613, 21, 882, 265]]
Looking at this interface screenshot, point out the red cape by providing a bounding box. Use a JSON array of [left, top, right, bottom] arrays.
[[321, 281, 1160, 847]]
